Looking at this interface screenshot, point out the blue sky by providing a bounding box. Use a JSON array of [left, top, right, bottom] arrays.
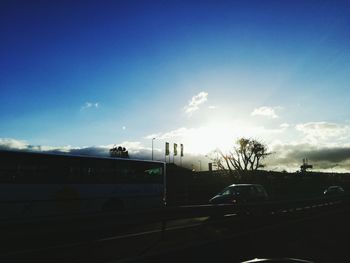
[[1, 0, 350, 171]]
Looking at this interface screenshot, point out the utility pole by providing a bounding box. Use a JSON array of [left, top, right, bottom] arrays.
[[152, 138, 156, 160]]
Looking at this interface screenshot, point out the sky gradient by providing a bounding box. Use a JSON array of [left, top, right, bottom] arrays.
[[1, 0, 350, 171]]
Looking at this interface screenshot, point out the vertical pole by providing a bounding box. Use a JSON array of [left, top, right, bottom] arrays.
[[152, 138, 156, 160]]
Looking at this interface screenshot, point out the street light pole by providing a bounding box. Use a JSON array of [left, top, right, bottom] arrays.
[[152, 138, 156, 160]]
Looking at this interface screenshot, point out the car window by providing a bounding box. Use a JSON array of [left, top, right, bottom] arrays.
[[255, 185, 266, 196], [220, 188, 231, 196], [249, 186, 256, 195], [234, 186, 251, 196]]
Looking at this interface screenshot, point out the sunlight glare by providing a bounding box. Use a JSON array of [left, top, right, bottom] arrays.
[[183, 122, 246, 155]]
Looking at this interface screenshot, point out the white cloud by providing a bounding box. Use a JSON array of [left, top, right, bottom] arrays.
[[146, 128, 190, 140], [251, 106, 279, 119], [208, 105, 217, 110], [184, 92, 208, 115], [295, 122, 350, 143], [0, 138, 28, 150], [81, 102, 99, 111], [280, 123, 290, 129]]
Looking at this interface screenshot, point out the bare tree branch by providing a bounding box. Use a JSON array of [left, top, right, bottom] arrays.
[[209, 138, 271, 176]]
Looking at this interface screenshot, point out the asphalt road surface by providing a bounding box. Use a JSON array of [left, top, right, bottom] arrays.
[[1, 202, 349, 263]]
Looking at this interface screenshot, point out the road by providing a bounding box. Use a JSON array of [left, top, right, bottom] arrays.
[[0, 199, 348, 263], [125, 205, 350, 263]]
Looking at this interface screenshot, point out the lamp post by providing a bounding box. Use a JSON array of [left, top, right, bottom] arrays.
[[152, 138, 156, 160]]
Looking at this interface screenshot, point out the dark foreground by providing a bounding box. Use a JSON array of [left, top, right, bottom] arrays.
[[129, 207, 349, 263], [1, 200, 349, 263]]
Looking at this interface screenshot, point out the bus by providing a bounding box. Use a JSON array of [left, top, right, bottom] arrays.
[[0, 150, 166, 220]]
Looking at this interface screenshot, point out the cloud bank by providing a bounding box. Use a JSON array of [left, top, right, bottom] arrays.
[[2, 136, 350, 172], [0, 138, 149, 159], [0, 138, 210, 171], [267, 143, 350, 172]]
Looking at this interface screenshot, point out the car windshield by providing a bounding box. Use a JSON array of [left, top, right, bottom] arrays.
[[219, 188, 232, 196]]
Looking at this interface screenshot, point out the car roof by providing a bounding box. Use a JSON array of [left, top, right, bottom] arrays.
[[228, 184, 262, 187]]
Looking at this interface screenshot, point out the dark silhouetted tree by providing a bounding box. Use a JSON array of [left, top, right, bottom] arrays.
[[212, 138, 271, 177], [110, 145, 129, 158]]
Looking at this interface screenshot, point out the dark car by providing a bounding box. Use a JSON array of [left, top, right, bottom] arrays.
[[323, 185, 345, 196], [209, 184, 268, 204]]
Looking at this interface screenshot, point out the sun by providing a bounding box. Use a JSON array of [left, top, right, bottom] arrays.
[[183, 123, 239, 155]]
